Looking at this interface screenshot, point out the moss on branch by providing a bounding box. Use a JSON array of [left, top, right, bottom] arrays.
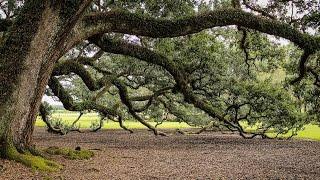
[[48, 76, 116, 116], [83, 8, 320, 52], [52, 60, 107, 91]]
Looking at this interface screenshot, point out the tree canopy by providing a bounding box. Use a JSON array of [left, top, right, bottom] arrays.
[[0, 0, 319, 170], [35, 0, 320, 138]]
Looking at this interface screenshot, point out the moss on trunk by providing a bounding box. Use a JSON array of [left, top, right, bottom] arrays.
[[0, 0, 91, 168]]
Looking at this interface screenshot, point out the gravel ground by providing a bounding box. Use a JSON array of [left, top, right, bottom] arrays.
[[1, 128, 320, 179]]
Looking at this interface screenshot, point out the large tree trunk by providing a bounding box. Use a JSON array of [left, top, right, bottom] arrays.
[[0, 1, 89, 159], [0, 2, 57, 156]]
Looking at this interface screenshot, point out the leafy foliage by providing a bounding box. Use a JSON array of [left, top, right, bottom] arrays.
[[4, 0, 313, 138]]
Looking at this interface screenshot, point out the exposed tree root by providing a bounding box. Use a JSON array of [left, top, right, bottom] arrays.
[[176, 129, 187, 135], [27, 146, 48, 158], [5, 145, 62, 172], [45, 146, 94, 160]]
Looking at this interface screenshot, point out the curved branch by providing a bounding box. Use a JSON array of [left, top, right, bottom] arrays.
[[81, 8, 320, 51], [93, 35, 276, 139], [39, 103, 64, 135], [91, 36, 225, 121], [117, 115, 133, 133], [52, 60, 108, 91], [92, 36, 228, 121], [130, 86, 172, 112], [70, 112, 84, 129], [129, 87, 172, 101], [48, 76, 116, 116], [290, 51, 311, 84], [91, 116, 104, 132], [112, 79, 167, 136], [308, 68, 320, 87], [51, 58, 134, 133], [90, 35, 184, 83]]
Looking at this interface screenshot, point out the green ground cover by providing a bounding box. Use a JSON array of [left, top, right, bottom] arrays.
[[35, 112, 191, 129]]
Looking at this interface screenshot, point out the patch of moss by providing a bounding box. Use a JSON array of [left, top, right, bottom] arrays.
[[7, 147, 62, 172], [43, 176, 53, 180], [45, 146, 94, 160]]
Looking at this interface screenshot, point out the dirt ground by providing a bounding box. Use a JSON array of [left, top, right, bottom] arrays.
[[1, 128, 320, 180]]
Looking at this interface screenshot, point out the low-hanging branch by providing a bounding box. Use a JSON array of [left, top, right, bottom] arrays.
[[48, 76, 116, 117], [39, 103, 64, 135], [290, 51, 312, 84], [112, 79, 167, 136], [92, 36, 275, 139], [52, 59, 108, 91], [91, 36, 224, 119], [130, 86, 173, 113], [50, 62, 136, 133], [47, 76, 137, 133], [50, 56, 164, 134], [117, 115, 134, 133]]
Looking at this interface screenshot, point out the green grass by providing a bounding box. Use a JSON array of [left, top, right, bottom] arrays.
[[292, 124, 320, 141], [36, 111, 320, 141], [35, 112, 191, 129], [242, 122, 320, 141]]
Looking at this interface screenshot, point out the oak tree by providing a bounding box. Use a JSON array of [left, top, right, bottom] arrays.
[[0, 0, 319, 169]]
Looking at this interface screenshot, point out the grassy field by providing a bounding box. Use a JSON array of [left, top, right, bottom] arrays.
[[293, 124, 320, 141], [36, 111, 320, 141], [35, 111, 191, 129]]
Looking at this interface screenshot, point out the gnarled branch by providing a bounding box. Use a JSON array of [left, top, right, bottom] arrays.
[[48, 76, 116, 117], [112, 79, 167, 136], [81, 8, 320, 52]]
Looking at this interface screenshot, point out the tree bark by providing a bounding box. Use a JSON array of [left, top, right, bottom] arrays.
[[0, 1, 90, 158]]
